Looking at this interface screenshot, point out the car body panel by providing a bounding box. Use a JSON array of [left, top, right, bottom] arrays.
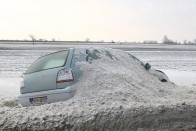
[[56, 49, 76, 89], [21, 49, 74, 94], [150, 69, 169, 82], [19, 47, 170, 107], [23, 67, 63, 93], [19, 86, 75, 107], [70, 48, 86, 82]]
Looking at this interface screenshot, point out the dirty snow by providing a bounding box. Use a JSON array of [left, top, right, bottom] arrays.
[[1, 48, 196, 130]]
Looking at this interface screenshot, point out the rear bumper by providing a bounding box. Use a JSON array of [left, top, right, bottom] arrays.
[[18, 87, 75, 107]]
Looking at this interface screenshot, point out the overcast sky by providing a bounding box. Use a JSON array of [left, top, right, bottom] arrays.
[[0, 0, 196, 42]]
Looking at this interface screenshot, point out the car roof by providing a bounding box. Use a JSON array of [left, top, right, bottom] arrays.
[[38, 47, 114, 59]]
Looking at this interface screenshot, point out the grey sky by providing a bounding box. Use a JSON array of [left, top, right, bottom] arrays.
[[0, 0, 195, 42]]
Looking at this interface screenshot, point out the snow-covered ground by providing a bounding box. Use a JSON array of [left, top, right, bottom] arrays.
[[130, 51, 196, 87], [0, 44, 196, 130]]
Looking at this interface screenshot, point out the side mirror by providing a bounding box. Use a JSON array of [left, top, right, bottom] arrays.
[[21, 73, 24, 78], [144, 63, 151, 70]]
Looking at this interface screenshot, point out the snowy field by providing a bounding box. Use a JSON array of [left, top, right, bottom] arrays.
[[0, 43, 196, 130], [1, 45, 195, 96], [130, 51, 196, 87]]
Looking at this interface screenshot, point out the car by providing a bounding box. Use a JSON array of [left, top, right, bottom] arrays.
[[18, 48, 169, 107]]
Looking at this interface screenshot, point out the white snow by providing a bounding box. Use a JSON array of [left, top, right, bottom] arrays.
[[163, 70, 196, 87], [0, 77, 20, 97], [1, 48, 196, 130]]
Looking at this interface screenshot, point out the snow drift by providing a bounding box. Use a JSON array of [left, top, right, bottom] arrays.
[[1, 48, 196, 130]]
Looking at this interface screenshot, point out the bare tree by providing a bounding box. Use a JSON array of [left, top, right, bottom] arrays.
[[162, 35, 175, 44], [85, 38, 90, 42], [29, 35, 36, 45], [194, 39, 196, 44], [163, 35, 169, 44], [183, 40, 187, 45]]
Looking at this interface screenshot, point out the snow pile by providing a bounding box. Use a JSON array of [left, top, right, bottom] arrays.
[[1, 48, 196, 130], [75, 50, 172, 105], [0, 77, 20, 108]]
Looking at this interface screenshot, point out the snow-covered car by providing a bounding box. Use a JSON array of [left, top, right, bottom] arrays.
[[18, 48, 169, 107]]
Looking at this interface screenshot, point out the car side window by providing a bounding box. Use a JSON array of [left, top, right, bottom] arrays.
[[86, 49, 113, 62], [86, 49, 100, 61]]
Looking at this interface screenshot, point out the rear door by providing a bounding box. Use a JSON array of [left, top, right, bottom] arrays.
[[22, 50, 72, 94], [70, 48, 87, 82]]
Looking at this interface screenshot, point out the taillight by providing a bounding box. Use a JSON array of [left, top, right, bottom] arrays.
[[57, 69, 74, 83]]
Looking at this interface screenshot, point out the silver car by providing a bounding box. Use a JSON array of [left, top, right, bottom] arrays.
[[18, 48, 169, 107]]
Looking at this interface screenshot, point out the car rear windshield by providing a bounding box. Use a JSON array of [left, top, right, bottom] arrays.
[[25, 50, 69, 74]]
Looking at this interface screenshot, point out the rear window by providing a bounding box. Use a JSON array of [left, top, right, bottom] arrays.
[[25, 50, 69, 74]]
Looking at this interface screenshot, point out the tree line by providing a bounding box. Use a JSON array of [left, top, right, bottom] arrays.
[[163, 35, 196, 45]]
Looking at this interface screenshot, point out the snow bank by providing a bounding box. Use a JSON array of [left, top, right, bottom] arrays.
[[0, 77, 20, 108], [163, 70, 196, 87], [1, 48, 196, 130]]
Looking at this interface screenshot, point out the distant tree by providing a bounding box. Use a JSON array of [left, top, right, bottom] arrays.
[[163, 35, 175, 44], [194, 39, 196, 44], [29, 35, 36, 45], [183, 40, 187, 45], [85, 38, 90, 42], [52, 38, 55, 41], [111, 40, 115, 43], [163, 35, 169, 43]]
